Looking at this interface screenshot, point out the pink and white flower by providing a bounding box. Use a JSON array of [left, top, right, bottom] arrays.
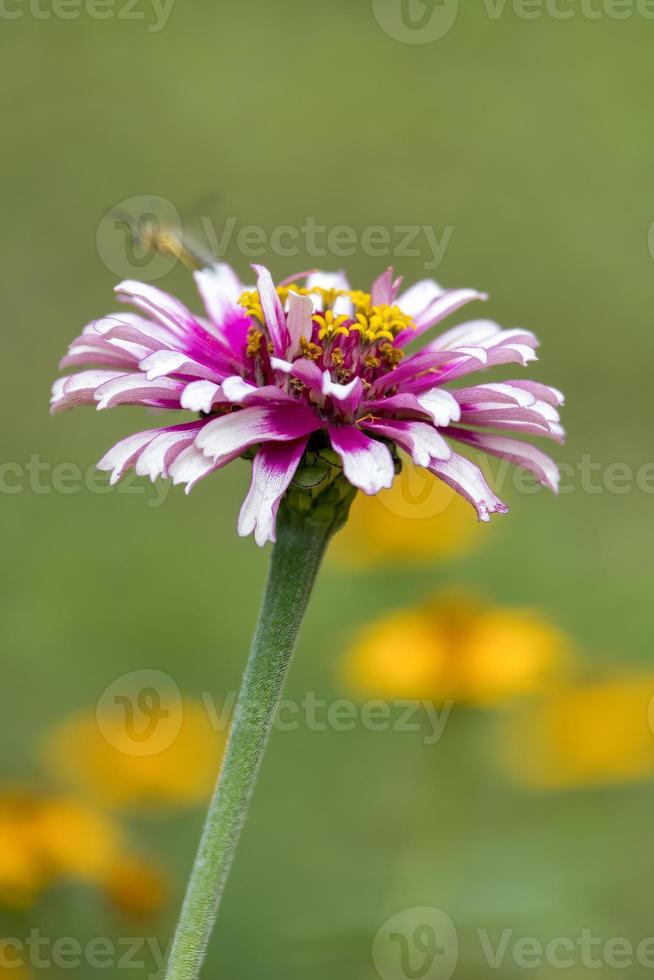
[[52, 264, 564, 545]]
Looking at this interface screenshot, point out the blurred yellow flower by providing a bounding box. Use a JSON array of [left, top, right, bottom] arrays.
[[0, 791, 123, 908], [342, 592, 575, 706], [497, 674, 654, 790], [103, 854, 168, 920], [33, 796, 124, 880], [332, 458, 482, 566], [43, 698, 225, 809], [0, 795, 46, 907]]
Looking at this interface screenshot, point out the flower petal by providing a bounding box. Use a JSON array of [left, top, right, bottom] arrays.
[[194, 263, 244, 324], [428, 452, 509, 522], [252, 264, 289, 356], [97, 428, 161, 484], [139, 350, 224, 383], [370, 267, 397, 307], [238, 437, 308, 546], [445, 428, 560, 493], [269, 356, 324, 393], [134, 422, 205, 482], [453, 383, 537, 409], [415, 388, 462, 426], [50, 370, 128, 414], [168, 444, 223, 493], [503, 380, 565, 407], [94, 374, 185, 411], [395, 279, 443, 319], [360, 418, 451, 466], [328, 425, 395, 495], [180, 380, 224, 414], [285, 291, 314, 358], [395, 290, 488, 347], [195, 404, 320, 464]]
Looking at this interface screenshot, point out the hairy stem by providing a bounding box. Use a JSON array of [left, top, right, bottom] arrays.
[[163, 506, 338, 980]]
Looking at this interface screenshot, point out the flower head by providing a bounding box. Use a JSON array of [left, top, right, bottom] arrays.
[[498, 674, 654, 790], [0, 791, 124, 908], [42, 699, 225, 810], [52, 264, 564, 545], [342, 592, 576, 706]]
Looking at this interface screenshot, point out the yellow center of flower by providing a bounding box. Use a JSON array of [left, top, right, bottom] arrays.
[[237, 287, 414, 364], [351, 305, 414, 343], [314, 310, 352, 341]]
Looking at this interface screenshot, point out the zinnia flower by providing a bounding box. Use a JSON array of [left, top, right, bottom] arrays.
[[52, 264, 564, 544]]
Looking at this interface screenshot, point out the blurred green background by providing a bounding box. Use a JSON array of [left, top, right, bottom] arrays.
[[2, 0, 654, 976]]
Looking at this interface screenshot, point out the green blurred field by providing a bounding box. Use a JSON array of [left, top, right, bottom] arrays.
[[2, 1, 654, 976]]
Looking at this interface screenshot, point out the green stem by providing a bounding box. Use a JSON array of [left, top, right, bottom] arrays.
[[163, 504, 339, 980]]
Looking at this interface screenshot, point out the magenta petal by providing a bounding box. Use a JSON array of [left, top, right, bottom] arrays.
[[445, 428, 560, 493], [252, 264, 289, 356], [93, 374, 185, 411], [51, 370, 128, 414], [238, 437, 309, 547], [134, 422, 205, 482], [360, 418, 450, 467], [453, 383, 537, 409], [370, 267, 396, 307], [195, 404, 321, 464], [502, 379, 565, 407], [322, 373, 365, 417], [270, 357, 324, 394], [328, 425, 394, 495], [139, 350, 224, 383], [428, 452, 509, 523], [395, 290, 488, 347], [97, 429, 160, 484], [194, 263, 243, 325]]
